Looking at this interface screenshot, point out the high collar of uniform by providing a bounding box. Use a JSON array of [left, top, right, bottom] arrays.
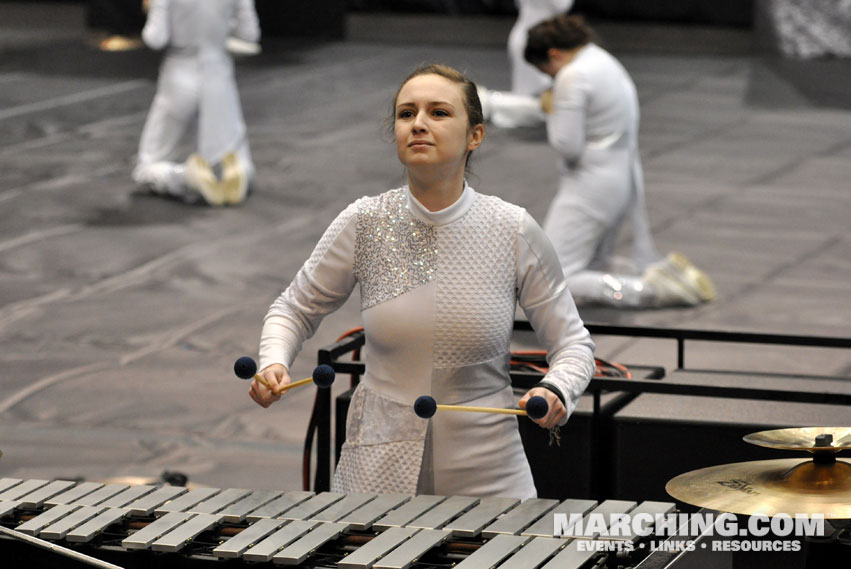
[[405, 182, 476, 226]]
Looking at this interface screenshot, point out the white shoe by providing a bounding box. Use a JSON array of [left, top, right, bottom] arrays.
[[220, 152, 249, 205], [644, 252, 716, 307], [185, 154, 226, 206]]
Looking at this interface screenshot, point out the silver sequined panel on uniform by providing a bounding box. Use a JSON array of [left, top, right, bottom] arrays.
[[354, 189, 438, 310], [433, 195, 521, 368]]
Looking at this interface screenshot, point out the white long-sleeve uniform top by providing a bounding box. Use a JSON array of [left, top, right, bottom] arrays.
[[141, 0, 259, 164], [261, 185, 595, 499], [547, 43, 641, 222]]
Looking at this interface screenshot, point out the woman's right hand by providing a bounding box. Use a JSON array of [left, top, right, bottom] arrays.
[[249, 364, 291, 408]]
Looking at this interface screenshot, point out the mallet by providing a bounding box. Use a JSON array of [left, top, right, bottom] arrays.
[[233, 356, 335, 394], [413, 395, 549, 420]]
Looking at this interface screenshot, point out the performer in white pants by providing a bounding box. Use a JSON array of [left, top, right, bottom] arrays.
[[480, 0, 573, 128], [133, 0, 259, 205], [526, 14, 715, 308]]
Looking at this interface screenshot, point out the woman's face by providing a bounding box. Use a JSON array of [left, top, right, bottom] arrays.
[[394, 74, 483, 173]]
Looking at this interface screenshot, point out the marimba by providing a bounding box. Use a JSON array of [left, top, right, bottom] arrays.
[[0, 477, 676, 568]]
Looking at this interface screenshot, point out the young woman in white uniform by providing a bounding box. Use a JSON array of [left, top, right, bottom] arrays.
[[526, 15, 715, 307], [249, 64, 596, 500], [133, 0, 259, 205]]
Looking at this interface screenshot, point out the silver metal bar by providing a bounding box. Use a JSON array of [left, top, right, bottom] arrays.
[[498, 536, 564, 569], [278, 492, 345, 521], [452, 534, 531, 569], [1, 500, 21, 518], [121, 511, 194, 549], [17, 479, 77, 508], [71, 484, 129, 507], [0, 478, 23, 493], [271, 521, 347, 565], [405, 495, 479, 530], [219, 489, 283, 523], [481, 498, 559, 538], [339, 494, 410, 531], [67, 507, 129, 543], [151, 512, 223, 552], [40, 505, 106, 540], [598, 500, 676, 542], [540, 540, 597, 569], [190, 488, 251, 514], [46, 482, 103, 507], [310, 493, 376, 522], [522, 499, 598, 538], [443, 497, 520, 538], [125, 485, 188, 516], [374, 495, 447, 530], [99, 485, 155, 508], [15, 503, 79, 535], [373, 528, 450, 569], [0, 525, 126, 569], [580, 499, 637, 540], [212, 517, 287, 559], [154, 487, 221, 515], [241, 520, 317, 563], [0, 478, 49, 501], [246, 490, 314, 522], [337, 526, 419, 569]]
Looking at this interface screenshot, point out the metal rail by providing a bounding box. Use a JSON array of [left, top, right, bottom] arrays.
[[311, 323, 851, 491]]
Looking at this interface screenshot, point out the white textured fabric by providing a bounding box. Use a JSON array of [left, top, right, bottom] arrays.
[[543, 44, 663, 307], [261, 185, 595, 499], [134, 0, 258, 192], [433, 194, 517, 368], [331, 384, 426, 494]]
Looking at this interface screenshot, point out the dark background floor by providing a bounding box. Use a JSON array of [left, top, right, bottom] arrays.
[[0, 3, 849, 495]]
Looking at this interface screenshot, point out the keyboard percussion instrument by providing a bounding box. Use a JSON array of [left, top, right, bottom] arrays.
[[0, 476, 677, 569]]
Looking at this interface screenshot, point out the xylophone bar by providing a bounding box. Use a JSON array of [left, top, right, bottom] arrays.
[[1, 477, 678, 569]]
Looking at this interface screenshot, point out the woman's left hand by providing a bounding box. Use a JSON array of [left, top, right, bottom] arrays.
[[518, 387, 566, 429]]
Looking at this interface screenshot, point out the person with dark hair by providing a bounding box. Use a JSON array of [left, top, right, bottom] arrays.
[[133, 0, 259, 205], [479, 0, 574, 128], [249, 63, 595, 499], [526, 14, 715, 307]]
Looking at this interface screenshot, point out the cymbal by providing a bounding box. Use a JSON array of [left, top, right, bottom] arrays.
[[666, 458, 851, 518], [744, 427, 851, 452]]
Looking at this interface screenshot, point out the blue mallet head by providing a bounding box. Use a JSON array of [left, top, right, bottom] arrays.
[[414, 395, 437, 419], [234, 356, 257, 380], [525, 396, 549, 420], [312, 364, 335, 388]]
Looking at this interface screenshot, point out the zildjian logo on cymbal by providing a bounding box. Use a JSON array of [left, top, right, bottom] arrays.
[[716, 479, 760, 495]]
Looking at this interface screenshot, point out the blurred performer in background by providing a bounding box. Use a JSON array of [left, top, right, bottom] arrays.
[[479, 0, 573, 128], [133, 0, 259, 206], [526, 14, 715, 308], [249, 64, 595, 499]]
